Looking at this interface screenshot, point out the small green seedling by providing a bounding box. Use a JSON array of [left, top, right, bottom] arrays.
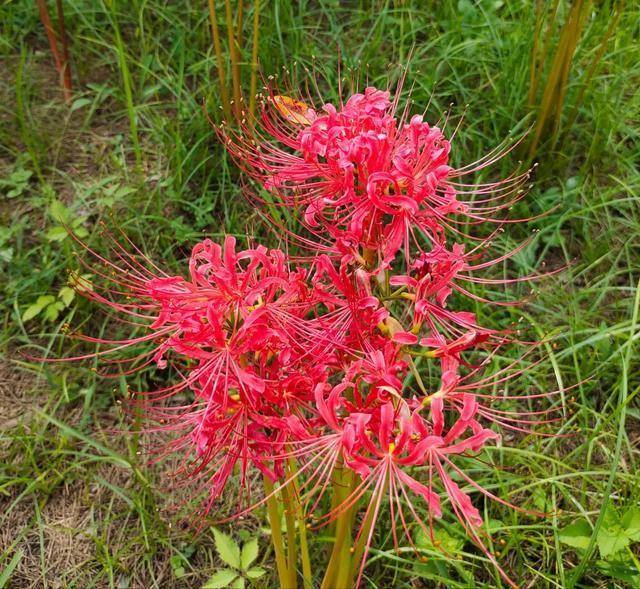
[[203, 528, 266, 588]]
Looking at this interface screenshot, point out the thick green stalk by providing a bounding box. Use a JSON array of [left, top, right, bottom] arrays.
[[288, 458, 312, 589], [236, 0, 244, 50], [207, 0, 231, 120], [320, 462, 356, 589], [224, 0, 242, 118], [248, 0, 261, 117], [264, 476, 290, 589], [282, 482, 299, 589], [346, 476, 386, 587]]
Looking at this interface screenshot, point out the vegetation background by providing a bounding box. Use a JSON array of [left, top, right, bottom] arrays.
[[0, 0, 638, 587]]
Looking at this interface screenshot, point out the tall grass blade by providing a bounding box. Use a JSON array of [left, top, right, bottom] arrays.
[[108, 2, 142, 170], [225, 0, 242, 119], [208, 0, 232, 120], [249, 0, 261, 117], [528, 0, 593, 159], [236, 0, 244, 52], [561, 1, 625, 149]]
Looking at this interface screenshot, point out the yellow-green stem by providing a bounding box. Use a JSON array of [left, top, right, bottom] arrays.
[[288, 458, 313, 589], [320, 462, 356, 589], [207, 0, 231, 120], [236, 0, 244, 50], [224, 0, 242, 118], [248, 0, 261, 117], [264, 476, 290, 588], [282, 482, 299, 589], [346, 486, 381, 586]]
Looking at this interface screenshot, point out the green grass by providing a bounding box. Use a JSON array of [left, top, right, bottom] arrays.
[[1, 1, 639, 587]]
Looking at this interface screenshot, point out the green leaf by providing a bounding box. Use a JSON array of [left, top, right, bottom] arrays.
[[22, 303, 44, 322], [621, 507, 640, 541], [203, 569, 238, 588], [246, 567, 266, 579], [237, 529, 252, 542], [22, 295, 55, 322], [597, 527, 630, 558], [170, 554, 186, 579], [559, 519, 592, 551], [58, 286, 75, 307], [36, 295, 56, 307], [596, 506, 630, 558], [212, 528, 241, 569], [49, 199, 69, 223], [71, 97, 92, 111], [0, 548, 23, 586], [230, 577, 244, 589], [240, 538, 259, 570], [415, 527, 465, 554], [596, 554, 640, 585], [46, 226, 69, 242], [531, 488, 550, 513], [0, 247, 13, 263], [69, 273, 94, 292], [114, 186, 136, 198], [43, 301, 65, 322]]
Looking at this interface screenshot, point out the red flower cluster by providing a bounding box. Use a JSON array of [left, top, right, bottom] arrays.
[[68, 83, 556, 587]]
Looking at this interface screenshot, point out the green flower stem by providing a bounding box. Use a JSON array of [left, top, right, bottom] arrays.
[[320, 461, 356, 589], [346, 487, 379, 586], [288, 457, 313, 589], [264, 475, 290, 588], [282, 481, 299, 589]]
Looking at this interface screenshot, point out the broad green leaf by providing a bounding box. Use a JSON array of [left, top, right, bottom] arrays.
[[49, 199, 69, 223], [0, 246, 13, 263], [230, 577, 244, 589], [173, 565, 185, 579], [71, 97, 92, 111], [170, 554, 186, 579], [597, 506, 629, 558], [22, 302, 44, 322], [597, 527, 630, 558], [58, 286, 75, 307], [621, 507, 640, 541], [237, 529, 252, 542], [203, 569, 238, 588], [46, 226, 69, 242], [43, 301, 65, 322], [246, 567, 266, 579], [22, 295, 55, 322], [415, 527, 465, 554], [69, 272, 94, 292], [531, 488, 550, 512], [559, 519, 592, 551], [36, 295, 56, 307], [213, 528, 241, 569], [596, 555, 640, 585], [240, 538, 259, 570]]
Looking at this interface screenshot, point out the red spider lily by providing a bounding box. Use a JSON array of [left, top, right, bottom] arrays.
[[51, 75, 559, 589]]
